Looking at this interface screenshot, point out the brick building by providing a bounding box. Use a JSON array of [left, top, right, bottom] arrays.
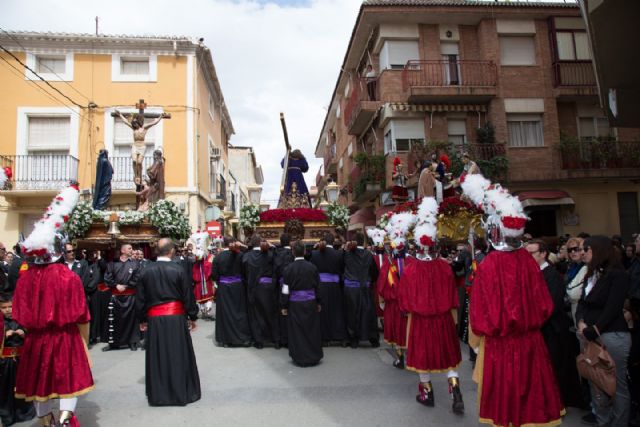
[[314, 0, 640, 241]]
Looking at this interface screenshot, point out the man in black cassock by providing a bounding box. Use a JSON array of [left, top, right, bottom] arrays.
[[274, 233, 294, 348], [103, 244, 140, 351], [243, 234, 279, 349], [281, 241, 323, 367], [343, 232, 379, 348], [62, 243, 92, 296], [211, 237, 251, 347], [87, 250, 107, 345], [137, 238, 200, 407], [310, 233, 347, 346], [92, 149, 113, 210]]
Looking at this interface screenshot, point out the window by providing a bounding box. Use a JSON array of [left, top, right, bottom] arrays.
[[500, 36, 536, 66], [556, 31, 591, 61], [25, 53, 74, 81], [448, 119, 467, 147], [27, 117, 71, 152], [441, 42, 460, 85], [384, 119, 425, 154], [25, 116, 73, 186], [209, 93, 216, 122], [380, 40, 419, 70], [507, 114, 544, 147], [578, 117, 611, 139], [112, 54, 157, 82]]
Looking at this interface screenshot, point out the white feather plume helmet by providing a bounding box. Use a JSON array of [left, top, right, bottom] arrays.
[[414, 197, 439, 250], [190, 231, 210, 260], [384, 211, 416, 250], [460, 174, 527, 237], [22, 182, 80, 258], [366, 228, 387, 248]]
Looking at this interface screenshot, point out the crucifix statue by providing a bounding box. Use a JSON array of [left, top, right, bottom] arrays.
[[112, 99, 171, 188]]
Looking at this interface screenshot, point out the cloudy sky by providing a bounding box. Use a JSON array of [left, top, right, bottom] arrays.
[[0, 0, 363, 203]]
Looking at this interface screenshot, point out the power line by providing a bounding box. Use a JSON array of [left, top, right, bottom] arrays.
[[0, 54, 89, 122], [0, 27, 92, 103], [0, 42, 86, 109]]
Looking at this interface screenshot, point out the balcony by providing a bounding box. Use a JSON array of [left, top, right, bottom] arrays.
[[560, 139, 640, 171], [324, 143, 337, 174], [111, 156, 153, 190], [0, 154, 78, 191], [552, 61, 598, 97], [402, 60, 497, 103], [225, 190, 236, 214], [343, 77, 380, 136], [466, 143, 507, 161]]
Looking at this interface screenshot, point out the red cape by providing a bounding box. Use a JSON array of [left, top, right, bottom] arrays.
[[13, 264, 94, 401], [470, 249, 564, 427]]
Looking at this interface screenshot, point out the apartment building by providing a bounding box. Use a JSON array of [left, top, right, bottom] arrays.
[[228, 145, 264, 233], [0, 31, 235, 244], [315, 0, 640, 240]]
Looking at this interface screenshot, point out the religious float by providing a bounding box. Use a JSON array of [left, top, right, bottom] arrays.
[[66, 99, 190, 250], [240, 114, 344, 244]]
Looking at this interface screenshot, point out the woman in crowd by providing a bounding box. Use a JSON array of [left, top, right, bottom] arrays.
[[576, 235, 631, 426], [566, 237, 588, 325]]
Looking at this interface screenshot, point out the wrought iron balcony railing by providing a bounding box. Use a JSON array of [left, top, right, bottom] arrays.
[[0, 154, 79, 190]]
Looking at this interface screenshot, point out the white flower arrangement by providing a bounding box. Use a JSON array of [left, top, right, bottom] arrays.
[[239, 204, 261, 230], [65, 201, 95, 239], [326, 202, 349, 231], [148, 199, 191, 240]]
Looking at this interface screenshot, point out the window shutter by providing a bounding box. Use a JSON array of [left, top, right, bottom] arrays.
[[394, 120, 425, 140], [27, 117, 70, 151], [447, 119, 466, 136], [500, 37, 536, 65], [386, 40, 419, 68], [556, 33, 575, 60], [121, 58, 150, 75]]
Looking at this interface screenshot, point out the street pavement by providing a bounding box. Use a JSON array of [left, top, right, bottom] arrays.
[[16, 321, 584, 426]]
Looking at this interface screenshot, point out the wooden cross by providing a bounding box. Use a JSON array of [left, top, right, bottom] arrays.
[[110, 99, 171, 119]]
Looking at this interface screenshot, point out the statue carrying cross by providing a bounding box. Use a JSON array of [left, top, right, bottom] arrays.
[[112, 99, 171, 187]]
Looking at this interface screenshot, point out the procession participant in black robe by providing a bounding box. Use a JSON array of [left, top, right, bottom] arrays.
[[62, 244, 92, 295], [0, 293, 35, 426], [281, 241, 323, 367], [243, 234, 279, 349], [87, 251, 107, 345], [211, 237, 251, 347], [274, 233, 294, 348], [103, 243, 140, 351], [137, 238, 200, 407], [310, 233, 347, 346], [343, 232, 379, 348]]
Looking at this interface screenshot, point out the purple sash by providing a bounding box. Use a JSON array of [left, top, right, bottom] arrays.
[[259, 277, 273, 285], [279, 277, 284, 285], [219, 276, 241, 284], [290, 289, 316, 302], [319, 273, 339, 283], [344, 279, 370, 288]]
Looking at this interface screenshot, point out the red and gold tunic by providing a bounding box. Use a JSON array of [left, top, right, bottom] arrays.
[[470, 249, 564, 427], [398, 257, 461, 372], [378, 255, 413, 348], [192, 255, 215, 303], [13, 264, 94, 401]]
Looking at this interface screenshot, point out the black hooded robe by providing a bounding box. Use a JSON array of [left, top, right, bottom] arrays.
[[274, 246, 294, 346], [343, 248, 379, 345], [243, 249, 279, 346], [104, 258, 140, 348], [310, 247, 347, 343]]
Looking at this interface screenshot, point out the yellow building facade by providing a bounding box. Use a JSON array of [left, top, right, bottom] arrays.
[[0, 31, 235, 245]]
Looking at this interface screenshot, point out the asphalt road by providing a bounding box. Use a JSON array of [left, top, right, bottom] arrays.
[[14, 321, 584, 426]]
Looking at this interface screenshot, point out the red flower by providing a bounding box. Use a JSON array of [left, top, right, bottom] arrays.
[[502, 216, 527, 230], [3, 167, 12, 179], [259, 208, 327, 223], [55, 196, 63, 201], [54, 222, 61, 228], [63, 215, 69, 223], [419, 235, 434, 247]]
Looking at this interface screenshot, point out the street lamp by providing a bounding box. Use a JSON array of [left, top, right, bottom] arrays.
[[247, 184, 262, 205], [319, 200, 330, 212], [325, 181, 339, 203]]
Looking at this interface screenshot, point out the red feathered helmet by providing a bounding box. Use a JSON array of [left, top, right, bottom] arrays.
[[439, 154, 451, 171], [393, 157, 402, 173]]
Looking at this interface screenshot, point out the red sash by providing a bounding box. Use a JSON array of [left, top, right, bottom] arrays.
[[147, 301, 185, 317], [110, 287, 136, 296], [1, 346, 22, 358], [97, 283, 109, 292]]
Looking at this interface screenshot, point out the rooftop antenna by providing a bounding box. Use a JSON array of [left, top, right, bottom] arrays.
[[95, 16, 99, 36]]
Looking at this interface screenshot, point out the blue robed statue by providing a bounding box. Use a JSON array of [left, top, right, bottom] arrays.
[[278, 149, 311, 208]]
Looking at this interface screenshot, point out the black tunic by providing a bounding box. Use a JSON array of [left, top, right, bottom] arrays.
[[281, 259, 323, 366], [343, 248, 379, 344], [274, 247, 294, 346], [136, 260, 200, 406], [211, 250, 251, 346], [104, 258, 140, 348], [243, 249, 279, 346], [310, 247, 347, 342], [0, 318, 35, 426], [88, 258, 110, 343]]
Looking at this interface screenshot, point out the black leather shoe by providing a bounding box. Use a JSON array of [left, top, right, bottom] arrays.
[[254, 342, 264, 349], [274, 343, 281, 350], [370, 340, 380, 348], [102, 345, 115, 352], [129, 343, 138, 351]]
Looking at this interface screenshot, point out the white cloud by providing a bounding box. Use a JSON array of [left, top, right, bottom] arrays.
[[0, 0, 362, 203]]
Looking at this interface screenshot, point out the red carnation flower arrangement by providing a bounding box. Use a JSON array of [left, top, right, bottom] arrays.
[[259, 208, 327, 223], [438, 196, 483, 216]]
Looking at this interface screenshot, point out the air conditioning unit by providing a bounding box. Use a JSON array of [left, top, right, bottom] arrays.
[[210, 146, 222, 159]]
